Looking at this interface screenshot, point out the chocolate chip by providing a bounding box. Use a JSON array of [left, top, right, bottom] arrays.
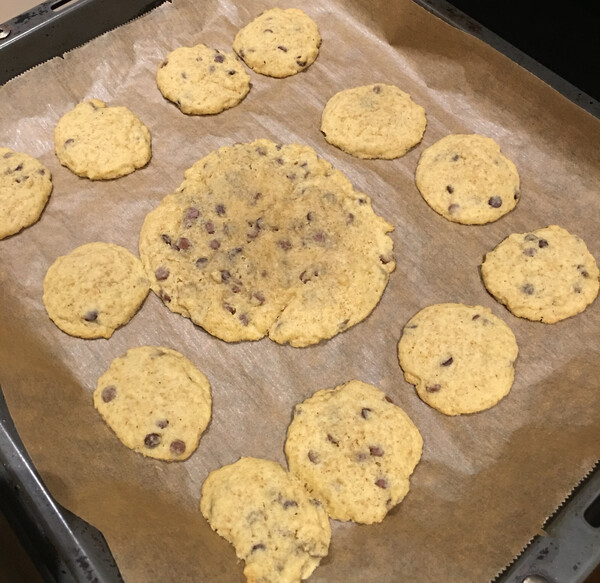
[[181, 71, 187, 79], [577, 265, 589, 278], [195, 257, 208, 267], [101, 386, 117, 402], [283, 499, 298, 509], [327, 434, 339, 446], [361, 407, 372, 419], [159, 290, 171, 303], [574, 285, 583, 294], [64, 139, 75, 146], [204, 221, 215, 234], [538, 239, 549, 248], [446, 185, 454, 194], [238, 313, 249, 326], [263, 28, 273, 33], [524, 233, 537, 242], [228, 70, 236, 75], [308, 450, 319, 463], [522, 283, 535, 295], [83, 310, 98, 322], [175, 237, 191, 251], [384, 395, 394, 403], [253, 291, 265, 305], [186, 207, 200, 220], [37, 169, 46, 175], [224, 303, 236, 315], [448, 203, 460, 213], [426, 384, 441, 393], [299, 268, 318, 283], [275, 157, 284, 165], [472, 314, 480, 320], [488, 196, 502, 208], [313, 231, 326, 243], [514, 191, 520, 200], [156, 419, 169, 429], [209, 239, 220, 250], [231, 285, 241, 293], [373, 85, 382, 93], [346, 213, 355, 224], [380, 253, 393, 264], [215, 204, 226, 216], [251, 543, 266, 553], [451, 154, 460, 161], [170, 440, 186, 455], [358, 198, 367, 205], [338, 318, 349, 330], [370, 446, 384, 457], [144, 433, 161, 448], [161, 234, 172, 246], [214, 53, 225, 63], [375, 478, 388, 489], [441, 357, 453, 366], [277, 45, 288, 52], [155, 266, 169, 280], [278, 239, 292, 250], [523, 247, 537, 257], [296, 59, 307, 67], [160, 60, 168, 68]]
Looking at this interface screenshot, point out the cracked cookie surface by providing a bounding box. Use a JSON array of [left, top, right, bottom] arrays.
[[200, 456, 331, 583], [94, 346, 212, 461], [157, 44, 250, 115], [0, 147, 52, 239], [233, 8, 321, 78], [54, 99, 151, 180], [398, 303, 519, 415], [481, 225, 599, 323], [415, 134, 520, 224], [321, 83, 427, 159], [139, 139, 394, 346], [284, 380, 423, 524], [43, 242, 149, 338]]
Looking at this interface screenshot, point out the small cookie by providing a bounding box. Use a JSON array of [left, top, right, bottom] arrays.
[[54, 99, 151, 180], [94, 346, 212, 461], [415, 134, 520, 224], [320, 84, 427, 159], [0, 148, 52, 239], [139, 139, 394, 347], [284, 380, 423, 524], [200, 457, 331, 583], [233, 8, 321, 78], [398, 303, 519, 415], [481, 225, 600, 323], [43, 242, 149, 338], [156, 44, 251, 115]]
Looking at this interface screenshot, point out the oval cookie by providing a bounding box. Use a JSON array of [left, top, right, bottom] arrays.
[[54, 99, 151, 180], [0, 147, 52, 239], [415, 134, 520, 224], [233, 8, 321, 78], [94, 346, 212, 461], [398, 303, 519, 415], [321, 83, 427, 159], [200, 457, 331, 583], [285, 380, 423, 524], [157, 44, 250, 115], [481, 225, 599, 323], [43, 242, 149, 338], [139, 139, 395, 347]]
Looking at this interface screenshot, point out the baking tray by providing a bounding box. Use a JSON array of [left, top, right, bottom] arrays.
[[0, 1, 599, 582]]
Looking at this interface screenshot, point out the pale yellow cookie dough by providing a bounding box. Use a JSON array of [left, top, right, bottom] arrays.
[[54, 99, 151, 180], [398, 303, 519, 415], [94, 346, 212, 461], [201, 457, 331, 583], [157, 44, 251, 115], [0, 148, 52, 239], [321, 83, 427, 159], [233, 8, 321, 78], [481, 225, 599, 323], [43, 242, 149, 338], [139, 139, 395, 347], [415, 134, 520, 224], [285, 380, 423, 524]]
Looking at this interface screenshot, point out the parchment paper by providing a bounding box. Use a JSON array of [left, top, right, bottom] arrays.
[[1, 0, 599, 581]]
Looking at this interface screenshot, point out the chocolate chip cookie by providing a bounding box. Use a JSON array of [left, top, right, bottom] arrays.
[[200, 457, 331, 583], [285, 380, 423, 524], [398, 303, 519, 415], [481, 225, 599, 323], [139, 139, 395, 347]]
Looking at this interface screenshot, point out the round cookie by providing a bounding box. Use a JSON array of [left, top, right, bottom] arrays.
[[54, 99, 151, 180], [156, 44, 251, 115], [94, 346, 212, 461], [233, 8, 321, 78], [397, 303, 519, 415], [481, 225, 599, 323], [415, 134, 520, 224], [200, 457, 331, 583], [139, 139, 395, 347], [0, 148, 52, 239], [43, 242, 149, 339], [320, 84, 427, 159], [284, 380, 423, 524]]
